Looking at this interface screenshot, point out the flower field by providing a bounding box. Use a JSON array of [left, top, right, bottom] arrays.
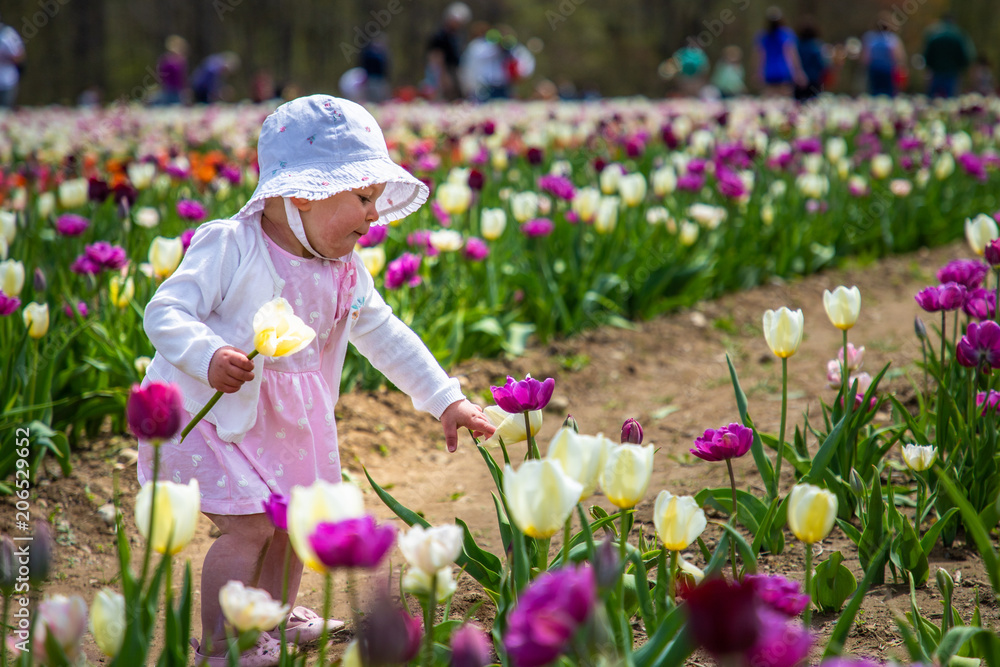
[[3, 95, 1000, 666]]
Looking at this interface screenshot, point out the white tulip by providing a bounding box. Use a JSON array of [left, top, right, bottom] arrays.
[[618, 173, 647, 207], [572, 187, 601, 223], [503, 459, 582, 539], [653, 491, 707, 551], [90, 588, 126, 657], [546, 428, 611, 501], [287, 481, 365, 573], [787, 483, 837, 544], [599, 164, 624, 194], [127, 162, 157, 189], [480, 208, 507, 240], [134, 479, 201, 555], [651, 166, 677, 197], [965, 213, 999, 256], [0, 258, 24, 295], [58, 178, 89, 209], [429, 229, 464, 253], [398, 524, 463, 575], [901, 444, 937, 472], [149, 236, 184, 279], [402, 564, 458, 602], [594, 196, 619, 234], [482, 405, 542, 447], [600, 444, 655, 509], [510, 191, 539, 223], [134, 206, 160, 229], [219, 580, 290, 633], [23, 302, 49, 339]]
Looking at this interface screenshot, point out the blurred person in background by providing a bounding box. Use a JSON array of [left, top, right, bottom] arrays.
[[923, 13, 974, 98], [154, 35, 188, 105], [794, 16, 828, 101], [862, 13, 907, 97], [191, 51, 241, 104], [673, 44, 710, 97], [360, 34, 392, 103], [711, 45, 746, 98], [425, 2, 471, 100], [755, 6, 806, 97], [0, 12, 25, 108]]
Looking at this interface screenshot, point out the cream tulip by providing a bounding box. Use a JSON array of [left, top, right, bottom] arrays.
[[546, 428, 610, 501], [429, 229, 464, 252], [688, 203, 726, 229], [356, 246, 386, 276], [398, 524, 463, 575], [870, 154, 893, 179], [599, 164, 623, 194], [510, 191, 539, 223], [503, 459, 583, 539], [23, 302, 49, 339], [436, 182, 473, 216], [34, 595, 89, 661], [571, 187, 601, 223], [965, 213, 999, 256], [787, 483, 837, 544], [134, 206, 160, 229], [134, 479, 200, 555], [37, 192, 55, 219], [0, 258, 24, 295], [134, 356, 152, 375], [288, 480, 365, 573], [762, 307, 804, 358], [651, 166, 677, 197], [825, 137, 847, 163], [109, 275, 135, 308], [219, 580, 291, 633], [934, 153, 955, 180], [482, 405, 542, 446], [90, 588, 126, 657], [58, 178, 89, 209], [594, 196, 619, 234], [678, 221, 699, 246], [402, 564, 458, 602], [480, 208, 507, 240], [491, 148, 509, 171], [653, 491, 707, 551], [149, 236, 183, 279], [823, 285, 861, 330], [253, 297, 317, 357], [0, 210, 16, 245], [127, 162, 157, 189], [901, 444, 937, 472], [600, 444, 655, 509], [618, 173, 647, 207]]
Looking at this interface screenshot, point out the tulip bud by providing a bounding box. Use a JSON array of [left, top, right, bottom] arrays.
[[562, 414, 579, 433], [90, 588, 127, 657], [450, 623, 491, 667], [127, 381, 184, 443], [621, 417, 643, 444], [33, 267, 46, 292], [592, 538, 621, 591], [914, 316, 927, 340], [358, 599, 423, 666], [28, 521, 55, 584], [936, 567, 954, 600], [787, 483, 837, 544], [849, 468, 866, 498], [986, 239, 1000, 269], [0, 535, 16, 596]]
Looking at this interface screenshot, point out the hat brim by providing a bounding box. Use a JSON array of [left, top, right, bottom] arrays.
[[234, 156, 428, 225]]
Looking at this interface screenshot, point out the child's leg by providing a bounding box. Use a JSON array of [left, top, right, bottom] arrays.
[[255, 529, 305, 607], [200, 512, 275, 655]]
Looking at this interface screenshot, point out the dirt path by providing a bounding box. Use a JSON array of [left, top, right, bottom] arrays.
[[6, 239, 998, 664]]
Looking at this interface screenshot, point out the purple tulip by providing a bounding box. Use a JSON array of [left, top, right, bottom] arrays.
[[219, 165, 242, 185], [70, 255, 100, 275], [357, 224, 389, 247], [127, 381, 185, 442], [88, 177, 111, 202], [526, 147, 544, 165], [898, 136, 923, 151], [63, 301, 88, 319], [0, 292, 20, 316], [450, 624, 491, 667], [357, 597, 423, 665], [716, 168, 747, 199], [687, 159, 707, 174], [467, 168, 485, 191], [84, 241, 128, 270], [308, 515, 395, 569], [385, 253, 422, 290], [794, 137, 822, 154], [937, 259, 989, 289], [181, 228, 197, 252], [431, 201, 451, 226], [986, 239, 1000, 268], [407, 229, 438, 256], [55, 214, 90, 237], [262, 493, 289, 531], [744, 608, 812, 667], [819, 659, 883, 667], [503, 564, 596, 667], [956, 320, 1000, 373], [914, 283, 967, 312], [677, 172, 705, 192], [685, 576, 761, 657], [620, 417, 643, 444], [463, 237, 490, 261], [113, 182, 138, 208], [538, 175, 575, 201], [745, 574, 810, 617], [176, 199, 207, 221], [490, 374, 555, 413], [963, 288, 996, 320], [958, 153, 987, 182], [691, 423, 753, 461], [28, 521, 55, 584], [977, 390, 1000, 415], [521, 218, 555, 238]]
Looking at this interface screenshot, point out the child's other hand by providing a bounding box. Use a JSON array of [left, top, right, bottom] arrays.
[[440, 399, 496, 453], [208, 346, 255, 393]]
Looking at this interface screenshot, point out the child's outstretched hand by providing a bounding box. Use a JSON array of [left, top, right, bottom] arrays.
[[440, 399, 496, 453], [208, 346, 255, 393]]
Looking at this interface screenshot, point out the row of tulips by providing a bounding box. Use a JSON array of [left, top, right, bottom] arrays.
[[5, 96, 1000, 488]]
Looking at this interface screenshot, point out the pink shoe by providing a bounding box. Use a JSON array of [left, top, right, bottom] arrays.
[[267, 606, 345, 645], [190, 633, 283, 667]]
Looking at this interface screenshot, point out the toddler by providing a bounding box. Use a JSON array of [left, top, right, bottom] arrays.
[[137, 95, 495, 666]]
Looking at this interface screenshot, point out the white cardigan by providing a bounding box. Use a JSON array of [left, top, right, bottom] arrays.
[[143, 216, 464, 443]]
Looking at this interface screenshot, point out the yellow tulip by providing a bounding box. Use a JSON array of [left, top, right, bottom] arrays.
[[901, 444, 937, 472], [89, 588, 126, 657], [109, 275, 135, 308], [618, 173, 647, 207], [23, 302, 49, 339], [503, 459, 583, 539], [491, 148, 509, 171], [219, 580, 290, 633], [823, 285, 861, 330], [965, 214, 999, 256], [134, 479, 200, 555], [252, 297, 317, 357], [787, 483, 837, 544], [436, 182, 473, 216], [546, 428, 610, 501], [356, 246, 386, 276], [58, 178, 88, 209], [482, 405, 542, 446], [480, 208, 507, 240], [600, 444, 655, 509], [653, 491, 707, 551], [287, 480, 365, 573], [0, 258, 24, 295], [149, 236, 183, 279], [762, 307, 804, 358], [934, 153, 955, 180]]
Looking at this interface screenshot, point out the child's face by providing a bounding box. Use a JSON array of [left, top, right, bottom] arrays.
[[292, 183, 386, 258]]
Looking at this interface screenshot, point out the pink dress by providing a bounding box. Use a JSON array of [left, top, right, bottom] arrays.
[[137, 234, 357, 515]]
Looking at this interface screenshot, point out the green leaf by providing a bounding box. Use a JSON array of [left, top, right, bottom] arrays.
[[726, 355, 775, 497], [717, 521, 757, 575], [363, 467, 430, 529], [934, 471, 1000, 593], [936, 627, 989, 667], [822, 539, 890, 658], [628, 550, 657, 636], [812, 551, 857, 613], [920, 507, 959, 557], [804, 410, 850, 485], [891, 519, 930, 587], [454, 518, 504, 595], [858, 466, 885, 584], [836, 519, 862, 546]]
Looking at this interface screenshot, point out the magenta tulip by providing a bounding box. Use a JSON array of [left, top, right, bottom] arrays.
[[956, 320, 1000, 373], [463, 237, 490, 261], [691, 423, 753, 461], [358, 225, 389, 247], [490, 374, 555, 413], [84, 241, 128, 270], [538, 175, 575, 201], [450, 623, 491, 667], [0, 292, 20, 316], [746, 574, 810, 617], [384, 253, 422, 290], [262, 493, 288, 531], [963, 288, 996, 320], [521, 218, 554, 238], [176, 199, 207, 221], [914, 283, 967, 312], [978, 390, 1000, 415], [620, 417, 643, 444], [55, 214, 90, 237], [127, 381, 184, 442], [744, 608, 812, 667], [937, 259, 989, 289], [985, 239, 1000, 268], [308, 515, 395, 569]]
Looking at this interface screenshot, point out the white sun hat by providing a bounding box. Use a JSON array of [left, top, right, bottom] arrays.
[[235, 94, 428, 226]]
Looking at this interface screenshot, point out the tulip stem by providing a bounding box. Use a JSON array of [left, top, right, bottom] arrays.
[[317, 573, 332, 667], [994, 269, 1000, 324], [179, 350, 260, 443], [774, 357, 788, 500], [280, 539, 292, 605], [561, 516, 573, 567], [841, 329, 849, 414], [140, 446, 161, 584], [726, 458, 740, 580], [422, 575, 437, 667], [25, 341, 37, 422], [915, 474, 925, 537], [668, 550, 678, 603], [803, 543, 813, 626], [940, 312, 947, 377], [522, 410, 539, 460]]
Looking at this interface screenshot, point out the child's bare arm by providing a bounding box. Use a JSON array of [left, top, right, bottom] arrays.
[[440, 399, 496, 453]]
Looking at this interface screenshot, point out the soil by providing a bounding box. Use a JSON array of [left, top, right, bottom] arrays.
[[3, 239, 999, 665]]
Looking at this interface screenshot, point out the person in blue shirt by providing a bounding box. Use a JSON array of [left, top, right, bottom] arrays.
[[862, 14, 907, 97], [755, 6, 806, 97], [794, 16, 828, 101]]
